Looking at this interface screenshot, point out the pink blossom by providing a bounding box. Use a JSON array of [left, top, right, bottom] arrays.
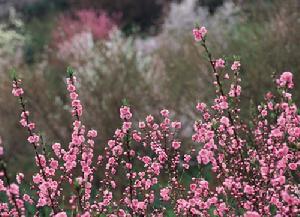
[[16, 173, 24, 184], [122, 122, 132, 131], [33, 174, 43, 184], [54, 212, 67, 217], [27, 134, 40, 143], [132, 132, 142, 142], [23, 194, 33, 204], [288, 162, 297, 170], [12, 87, 24, 97], [70, 92, 78, 100], [277, 71, 293, 88], [231, 61, 241, 71], [160, 188, 170, 201], [151, 162, 161, 175], [28, 122, 35, 130], [120, 106, 132, 120], [193, 27, 207, 41], [244, 211, 261, 217], [50, 160, 59, 169], [215, 58, 225, 69], [118, 209, 126, 217], [244, 185, 254, 195], [196, 102, 207, 111], [138, 121, 146, 129], [172, 140, 181, 150], [184, 154, 191, 163], [171, 121, 181, 129], [87, 129, 97, 138], [197, 149, 212, 165], [9, 183, 19, 195], [146, 115, 154, 123], [81, 212, 91, 217], [142, 156, 151, 165], [67, 84, 76, 92], [220, 116, 230, 127], [160, 109, 169, 117]]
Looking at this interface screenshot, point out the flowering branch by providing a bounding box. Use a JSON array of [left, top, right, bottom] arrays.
[[12, 77, 59, 214]]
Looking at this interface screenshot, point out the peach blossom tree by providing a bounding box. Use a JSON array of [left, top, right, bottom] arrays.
[[0, 26, 299, 217]]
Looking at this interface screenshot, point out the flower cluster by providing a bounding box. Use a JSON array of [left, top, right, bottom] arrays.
[[192, 26, 207, 41], [0, 26, 299, 216]]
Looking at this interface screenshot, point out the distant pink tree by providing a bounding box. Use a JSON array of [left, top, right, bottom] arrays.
[[52, 9, 116, 45]]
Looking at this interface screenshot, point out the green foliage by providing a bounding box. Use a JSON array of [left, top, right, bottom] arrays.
[[122, 98, 130, 107], [22, 0, 69, 20], [67, 66, 74, 77], [166, 209, 176, 217], [23, 15, 56, 64], [9, 68, 17, 80]]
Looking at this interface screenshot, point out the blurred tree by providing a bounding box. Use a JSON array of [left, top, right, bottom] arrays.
[[68, 0, 174, 34], [225, 0, 300, 115], [0, 0, 38, 18], [21, 0, 69, 20]]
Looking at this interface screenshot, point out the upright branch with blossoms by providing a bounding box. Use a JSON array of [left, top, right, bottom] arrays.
[[190, 27, 299, 216], [0, 25, 299, 217]]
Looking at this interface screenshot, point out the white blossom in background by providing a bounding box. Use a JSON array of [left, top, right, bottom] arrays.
[[164, 0, 208, 31], [0, 7, 25, 72], [57, 31, 94, 61], [135, 0, 240, 54], [57, 28, 152, 87]]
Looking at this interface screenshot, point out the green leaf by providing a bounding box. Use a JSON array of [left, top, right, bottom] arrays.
[[9, 68, 17, 80], [166, 209, 176, 217], [74, 179, 80, 191], [122, 98, 130, 106], [67, 66, 74, 77]]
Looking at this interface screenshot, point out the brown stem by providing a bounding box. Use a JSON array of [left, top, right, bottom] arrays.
[[124, 131, 134, 216]]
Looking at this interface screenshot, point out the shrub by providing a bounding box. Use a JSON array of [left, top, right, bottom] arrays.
[[0, 26, 299, 216]]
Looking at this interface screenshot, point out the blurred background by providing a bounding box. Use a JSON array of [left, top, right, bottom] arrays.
[[0, 0, 299, 175]]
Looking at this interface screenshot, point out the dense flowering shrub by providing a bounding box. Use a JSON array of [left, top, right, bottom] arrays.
[[0, 26, 299, 216]]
